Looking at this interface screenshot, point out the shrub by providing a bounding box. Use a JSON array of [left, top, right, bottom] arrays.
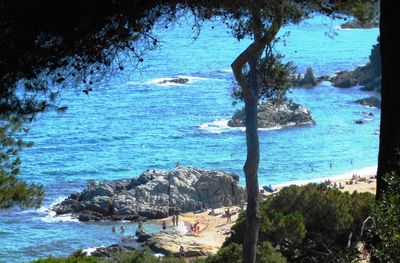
[[371, 172, 400, 262], [223, 183, 375, 262]]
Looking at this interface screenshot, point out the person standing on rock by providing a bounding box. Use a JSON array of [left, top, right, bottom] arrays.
[[179, 246, 185, 258], [137, 218, 143, 231], [172, 214, 176, 226]]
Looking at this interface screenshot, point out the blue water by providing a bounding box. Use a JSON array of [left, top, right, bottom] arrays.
[[0, 15, 379, 262]]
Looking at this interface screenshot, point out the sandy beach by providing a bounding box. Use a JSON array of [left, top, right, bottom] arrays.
[[150, 166, 377, 258]]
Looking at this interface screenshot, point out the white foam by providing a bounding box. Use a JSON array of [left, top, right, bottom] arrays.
[[198, 119, 243, 134], [82, 246, 105, 256], [38, 196, 80, 223], [220, 67, 233, 73], [41, 212, 80, 223], [335, 25, 353, 31], [199, 119, 290, 134], [175, 221, 188, 234]]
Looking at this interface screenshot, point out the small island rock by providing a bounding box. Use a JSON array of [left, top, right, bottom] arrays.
[[228, 101, 315, 129]]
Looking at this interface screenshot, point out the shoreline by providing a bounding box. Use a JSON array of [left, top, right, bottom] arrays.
[[271, 165, 377, 194], [148, 165, 377, 258]]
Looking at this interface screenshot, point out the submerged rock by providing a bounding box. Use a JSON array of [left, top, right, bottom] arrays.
[[53, 167, 246, 221], [227, 101, 315, 129]]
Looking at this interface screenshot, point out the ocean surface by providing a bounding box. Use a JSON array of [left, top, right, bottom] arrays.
[[0, 15, 379, 262]]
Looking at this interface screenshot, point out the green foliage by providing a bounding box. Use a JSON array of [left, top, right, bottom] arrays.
[[207, 241, 286, 263], [206, 243, 243, 263], [372, 172, 400, 262], [232, 45, 296, 104], [224, 183, 375, 262], [257, 242, 287, 263], [34, 255, 99, 263], [0, 120, 43, 208]]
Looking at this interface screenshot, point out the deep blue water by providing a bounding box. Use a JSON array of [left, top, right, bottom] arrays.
[[0, 15, 379, 262]]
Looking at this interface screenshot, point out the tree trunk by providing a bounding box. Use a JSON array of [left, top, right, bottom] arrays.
[[230, 5, 283, 262], [376, 0, 400, 199], [242, 54, 262, 263]]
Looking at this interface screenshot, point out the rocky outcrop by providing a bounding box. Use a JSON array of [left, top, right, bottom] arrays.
[[291, 67, 318, 87], [330, 41, 381, 92], [339, 20, 379, 29], [355, 96, 381, 108], [84, 244, 136, 259], [228, 101, 315, 129], [158, 78, 189, 84], [53, 167, 246, 221]]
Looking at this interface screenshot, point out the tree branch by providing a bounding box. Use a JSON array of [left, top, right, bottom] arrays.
[[231, 7, 283, 98]]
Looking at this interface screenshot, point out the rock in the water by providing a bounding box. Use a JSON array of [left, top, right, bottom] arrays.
[[339, 20, 379, 29], [158, 78, 189, 84], [329, 70, 358, 88], [355, 96, 381, 108], [135, 229, 152, 243], [53, 167, 246, 221], [227, 101, 315, 129], [291, 67, 317, 87]]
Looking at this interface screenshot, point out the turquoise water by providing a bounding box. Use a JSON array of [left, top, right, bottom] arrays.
[[0, 15, 379, 262]]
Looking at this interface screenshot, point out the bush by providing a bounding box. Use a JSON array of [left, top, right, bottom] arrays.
[[223, 183, 375, 262], [371, 172, 400, 262]]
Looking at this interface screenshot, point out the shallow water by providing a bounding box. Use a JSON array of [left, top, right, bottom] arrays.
[[0, 15, 379, 262]]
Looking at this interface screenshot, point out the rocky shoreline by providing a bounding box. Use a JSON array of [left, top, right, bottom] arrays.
[[53, 167, 246, 221]]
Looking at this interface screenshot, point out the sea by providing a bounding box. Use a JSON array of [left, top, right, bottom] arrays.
[[0, 15, 379, 262]]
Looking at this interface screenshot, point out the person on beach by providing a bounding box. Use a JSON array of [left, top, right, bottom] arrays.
[[175, 213, 179, 226], [226, 209, 231, 223], [138, 218, 143, 231], [162, 220, 167, 230], [179, 246, 185, 258], [172, 214, 176, 226]]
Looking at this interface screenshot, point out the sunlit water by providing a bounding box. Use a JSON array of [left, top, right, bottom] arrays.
[[0, 15, 379, 262]]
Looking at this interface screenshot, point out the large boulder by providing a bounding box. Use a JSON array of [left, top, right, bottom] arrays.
[[53, 167, 246, 221], [228, 101, 315, 129]]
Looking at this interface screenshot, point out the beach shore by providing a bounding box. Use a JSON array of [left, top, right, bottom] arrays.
[[150, 166, 377, 258]]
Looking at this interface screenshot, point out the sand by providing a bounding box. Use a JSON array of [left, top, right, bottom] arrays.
[[150, 166, 377, 257]]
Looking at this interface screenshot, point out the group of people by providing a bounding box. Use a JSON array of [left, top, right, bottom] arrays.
[[111, 225, 126, 233], [190, 222, 200, 234], [172, 213, 179, 226]]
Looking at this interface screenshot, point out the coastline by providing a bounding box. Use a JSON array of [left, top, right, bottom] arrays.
[[272, 165, 377, 194], [145, 165, 377, 258]]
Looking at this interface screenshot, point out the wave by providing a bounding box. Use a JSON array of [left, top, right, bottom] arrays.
[[198, 119, 293, 134], [82, 246, 105, 256], [198, 119, 243, 134], [335, 25, 353, 31], [41, 212, 79, 223], [37, 196, 80, 223]]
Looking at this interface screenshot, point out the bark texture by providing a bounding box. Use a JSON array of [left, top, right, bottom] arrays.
[[231, 4, 283, 262]]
